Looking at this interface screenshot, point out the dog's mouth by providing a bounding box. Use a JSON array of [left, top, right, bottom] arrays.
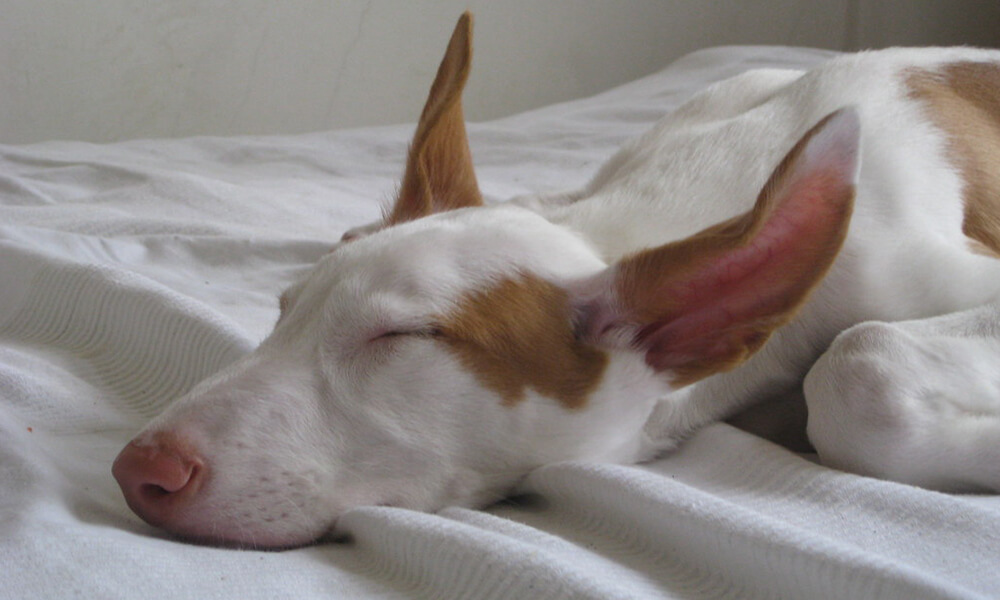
[[160, 520, 338, 551], [163, 496, 417, 550], [319, 525, 355, 546]]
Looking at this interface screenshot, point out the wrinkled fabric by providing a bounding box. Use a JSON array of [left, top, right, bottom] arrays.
[[3, 45, 998, 600]]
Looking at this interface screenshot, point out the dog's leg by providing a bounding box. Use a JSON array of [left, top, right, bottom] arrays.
[[805, 302, 1000, 492]]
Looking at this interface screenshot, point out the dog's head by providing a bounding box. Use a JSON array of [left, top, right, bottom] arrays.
[[113, 13, 859, 549]]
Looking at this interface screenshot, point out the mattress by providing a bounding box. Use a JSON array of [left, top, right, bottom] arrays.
[[3, 45, 999, 600]]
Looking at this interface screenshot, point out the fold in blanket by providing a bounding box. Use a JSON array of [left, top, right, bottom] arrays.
[[2, 46, 999, 599]]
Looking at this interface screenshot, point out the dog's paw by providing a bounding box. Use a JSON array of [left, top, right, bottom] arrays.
[[805, 319, 1000, 492]]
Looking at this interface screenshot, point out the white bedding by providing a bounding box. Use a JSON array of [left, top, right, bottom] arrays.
[[3, 45, 999, 600]]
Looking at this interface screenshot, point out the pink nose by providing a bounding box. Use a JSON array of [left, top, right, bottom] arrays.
[[112, 432, 206, 530]]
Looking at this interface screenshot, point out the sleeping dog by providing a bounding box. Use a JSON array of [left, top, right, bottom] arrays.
[[113, 13, 1000, 549]]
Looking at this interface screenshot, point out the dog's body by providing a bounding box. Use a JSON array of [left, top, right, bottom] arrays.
[[528, 46, 1000, 486], [113, 14, 1000, 549]]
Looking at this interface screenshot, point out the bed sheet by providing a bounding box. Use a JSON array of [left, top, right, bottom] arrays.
[[3, 45, 999, 600]]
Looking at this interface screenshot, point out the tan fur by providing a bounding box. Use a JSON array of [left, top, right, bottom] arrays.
[[379, 15, 610, 410], [907, 62, 1000, 256], [389, 12, 482, 226], [438, 275, 608, 409], [383, 15, 606, 410], [614, 112, 856, 386]]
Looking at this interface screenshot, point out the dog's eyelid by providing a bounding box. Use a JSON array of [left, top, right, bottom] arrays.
[[372, 330, 404, 341], [371, 326, 445, 342]]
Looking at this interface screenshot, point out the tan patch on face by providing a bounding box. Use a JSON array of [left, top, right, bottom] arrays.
[[907, 62, 1000, 256], [438, 275, 608, 409]]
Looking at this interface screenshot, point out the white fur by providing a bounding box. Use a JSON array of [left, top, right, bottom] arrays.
[[117, 46, 1000, 548], [532, 47, 1000, 447], [805, 305, 1000, 493]]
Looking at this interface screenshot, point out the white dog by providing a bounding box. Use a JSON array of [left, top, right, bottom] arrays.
[[113, 13, 1000, 549]]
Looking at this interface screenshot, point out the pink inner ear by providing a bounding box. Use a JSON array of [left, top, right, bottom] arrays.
[[640, 174, 849, 371], [627, 108, 860, 379]]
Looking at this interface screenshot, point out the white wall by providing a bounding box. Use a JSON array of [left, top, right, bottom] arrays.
[[2, 1, 997, 144]]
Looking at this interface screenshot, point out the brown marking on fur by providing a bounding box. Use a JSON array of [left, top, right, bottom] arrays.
[[907, 62, 1000, 256], [438, 275, 608, 409], [614, 111, 856, 386], [388, 12, 482, 226]]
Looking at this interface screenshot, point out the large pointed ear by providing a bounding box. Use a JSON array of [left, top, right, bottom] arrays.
[[576, 108, 861, 387], [387, 12, 482, 226]]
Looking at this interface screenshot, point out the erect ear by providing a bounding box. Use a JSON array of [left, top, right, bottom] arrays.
[[386, 12, 482, 226], [576, 108, 861, 387]]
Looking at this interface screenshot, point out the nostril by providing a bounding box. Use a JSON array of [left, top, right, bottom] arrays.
[[139, 482, 171, 501], [135, 460, 202, 499]]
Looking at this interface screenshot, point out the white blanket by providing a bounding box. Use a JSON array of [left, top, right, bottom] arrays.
[[3, 46, 999, 600]]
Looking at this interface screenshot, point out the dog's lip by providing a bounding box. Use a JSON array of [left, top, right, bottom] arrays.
[[170, 527, 328, 551], [319, 512, 361, 545], [152, 506, 339, 551], [165, 498, 403, 549], [320, 523, 354, 545]]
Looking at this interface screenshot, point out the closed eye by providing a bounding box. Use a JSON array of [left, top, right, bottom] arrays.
[[370, 327, 444, 343]]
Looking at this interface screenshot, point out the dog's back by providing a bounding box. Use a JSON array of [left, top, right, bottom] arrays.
[[542, 48, 1000, 263], [523, 48, 1000, 433]]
